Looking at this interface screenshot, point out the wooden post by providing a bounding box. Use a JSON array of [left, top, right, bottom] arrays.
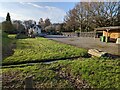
[[94, 29, 96, 40], [106, 29, 110, 42], [24, 76, 33, 90]]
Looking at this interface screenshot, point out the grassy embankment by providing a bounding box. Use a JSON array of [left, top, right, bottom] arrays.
[[2, 33, 16, 59], [3, 34, 87, 65]]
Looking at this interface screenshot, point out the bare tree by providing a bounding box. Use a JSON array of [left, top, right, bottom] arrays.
[[44, 18, 51, 27], [38, 18, 45, 31], [64, 2, 120, 32], [64, 8, 79, 32]]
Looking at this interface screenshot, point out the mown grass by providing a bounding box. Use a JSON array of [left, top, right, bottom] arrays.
[[2, 58, 120, 89], [3, 36, 87, 65]]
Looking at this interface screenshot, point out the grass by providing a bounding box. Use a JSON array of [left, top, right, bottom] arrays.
[[2, 58, 120, 89], [2, 33, 16, 59], [3, 35, 87, 65], [2, 33, 120, 89], [2, 63, 73, 89], [58, 58, 120, 88]]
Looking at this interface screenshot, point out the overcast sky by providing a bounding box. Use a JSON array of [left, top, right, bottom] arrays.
[[0, 2, 76, 23]]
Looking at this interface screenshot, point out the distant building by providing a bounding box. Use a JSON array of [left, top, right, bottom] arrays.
[[28, 24, 41, 36]]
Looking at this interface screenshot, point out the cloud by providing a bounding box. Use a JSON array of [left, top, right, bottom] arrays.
[[21, 2, 66, 23], [26, 2, 60, 10], [27, 2, 43, 8], [0, 10, 33, 21], [0, 2, 66, 23]]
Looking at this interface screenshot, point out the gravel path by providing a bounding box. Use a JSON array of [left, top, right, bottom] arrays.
[[45, 35, 120, 55]]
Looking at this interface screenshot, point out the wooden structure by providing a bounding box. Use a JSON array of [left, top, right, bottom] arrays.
[[94, 26, 120, 42]]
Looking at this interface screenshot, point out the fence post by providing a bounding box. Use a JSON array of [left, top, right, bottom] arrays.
[[24, 76, 33, 90]]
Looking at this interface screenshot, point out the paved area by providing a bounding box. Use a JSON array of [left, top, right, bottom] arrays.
[[45, 35, 120, 55]]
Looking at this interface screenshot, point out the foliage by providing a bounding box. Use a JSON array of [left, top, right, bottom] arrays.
[[15, 34, 29, 39], [44, 18, 51, 27], [38, 18, 45, 31], [6, 12, 11, 22], [38, 18, 51, 32], [3, 36, 87, 65], [2, 13, 17, 34], [64, 2, 120, 32], [13, 20, 25, 34], [2, 21, 16, 34]]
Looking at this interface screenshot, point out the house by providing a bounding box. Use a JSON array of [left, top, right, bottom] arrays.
[[94, 26, 120, 42], [33, 25, 41, 35], [28, 24, 41, 37], [23, 20, 37, 35]]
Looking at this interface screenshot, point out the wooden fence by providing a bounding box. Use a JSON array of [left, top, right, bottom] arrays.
[[62, 32, 96, 37], [79, 32, 96, 37]]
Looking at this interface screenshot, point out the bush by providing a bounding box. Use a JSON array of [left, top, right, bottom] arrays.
[[2, 21, 17, 34], [2, 32, 8, 38], [15, 34, 29, 39]]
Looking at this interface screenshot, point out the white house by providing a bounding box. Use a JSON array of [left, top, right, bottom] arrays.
[[28, 24, 41, 36], [33, 25, 41, 35]]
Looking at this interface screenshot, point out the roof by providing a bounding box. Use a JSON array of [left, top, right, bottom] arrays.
[[94, 26, 120, 31], [36, 25, 41, 28]]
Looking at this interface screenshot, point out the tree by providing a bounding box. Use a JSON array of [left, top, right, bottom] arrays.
[[44, 18, 51, 27], [38, 18, 45, 31], [45, 25, 55, 34], [2, 12, 15, 33], [6, 12, 11, 22], [2, 21, 15, 33], [64, 8, 79, 32], [13, 20, 25, 34], [64, 2, 120, 32]]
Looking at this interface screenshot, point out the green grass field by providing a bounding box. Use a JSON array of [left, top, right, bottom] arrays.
[[3, 34, 87, 65], [2, 33, 120, 89], [2, 58, 120, 89]]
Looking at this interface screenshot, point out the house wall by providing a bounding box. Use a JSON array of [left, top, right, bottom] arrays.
[[103, 31, 120, 39], [33, 26, 41, 35]]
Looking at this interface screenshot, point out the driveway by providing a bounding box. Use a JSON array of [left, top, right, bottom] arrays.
[[45, 35, 120, 55]]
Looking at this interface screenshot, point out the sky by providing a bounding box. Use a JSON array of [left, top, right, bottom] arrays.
[[0, 2, 77, 23]]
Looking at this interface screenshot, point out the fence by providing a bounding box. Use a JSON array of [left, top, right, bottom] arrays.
[[79, 32, 96, 37], [62, 32, 96, 37]]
